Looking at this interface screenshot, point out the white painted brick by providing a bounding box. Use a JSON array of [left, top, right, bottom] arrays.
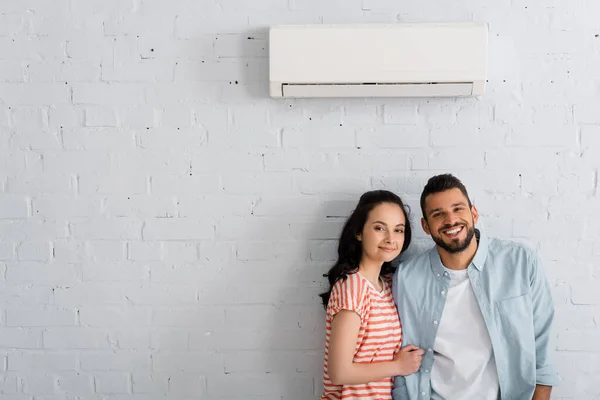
[[103, 195, 176, 218], [28, 61, 101, 82], [145, 83, 221, 105], [0, 61, 25, 82], [43, 328, 110, 349], [191, 150, 263, 172], [216, 217, 290, 241], [150, 174, 219, 195], [8, 353, 77, 371], [125, 285, 197, 306], [309, 240, 338, 261], [127, 241, 161, 261], [150, 329, 188, 350], [153, 352, 223, 374], [556, 331, 600, 352], [66, 37, 113, 62], [264, 150, 334, 172], [78, 174, 148, 195], [0, 83, 70, 105], [94, 372, 129, 394], [86, 241, 126, 262], [33, 196, 101, 219], [53, 283, 126, 306], [108, 330, 150, 350], [383, 104, 418, 124], [574, 103, 600, 124], [237, 241, 308, 261], [283, 126, 355, 148], [149, 265, 217, 284], [153, 307, 225, 328], [82, 264, 149, 283], [223, 350, 322, 374], [21, 374, 55, 395], [505, 124, 577, 147], [581, 125, 600, 147], [102, 61, 174, 82], [210, 126, 279, 149], [0, 196, 29, 218], [295, 175, 370, 195], [0, 241, 14, 260], [56, 373, 94, 396], [80, 352, 151, 371], [139, 37, 214, 61], [85, 107, 118, 127], [206, 372, 314, 397], [10, 106, 48, 130], [290, 221, 344, 240], [113, 151, 190, 174], [42, 151, 111, 174], [72, 83, 145, 105], [356, 126, 429, 148], [161, 241, 198, 262], [49, 105, 84, 129], [0, 15, 27, 36], [10, 131, 62, 151], [176, 12, 248, 37], [167, 374, 207, 396], [251, 198, 321, 217], [156, 107, 193, 128], [70, 219, 142, 240], [5, 263, 79, 285], [215, 33, 268, 58], [79, 307, 151, 328], [485, 148, 560, 172], [6, 308, 76, 327], [143, 219, 213, 241], [16, 241, 52, 261], [117, 106, 156, 128], [0, 37, 65, 60], [131, 373, 169, 394], [412, 149, 485, 170], [62, 128, 135, 150], [0, 328, 42, 348]]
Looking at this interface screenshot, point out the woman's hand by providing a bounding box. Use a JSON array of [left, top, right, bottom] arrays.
[[393, 344, 424, 376]]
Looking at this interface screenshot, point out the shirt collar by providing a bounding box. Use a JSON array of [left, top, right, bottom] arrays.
[[430, 229, 488, 279]]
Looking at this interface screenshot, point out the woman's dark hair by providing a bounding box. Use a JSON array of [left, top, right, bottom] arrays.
[[319, 190, 412, 309]]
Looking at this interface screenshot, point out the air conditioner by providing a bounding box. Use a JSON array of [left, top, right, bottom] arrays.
[[269, 22, 488, 98]]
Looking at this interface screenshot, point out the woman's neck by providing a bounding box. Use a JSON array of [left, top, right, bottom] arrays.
[[358, 259, 384, 291]]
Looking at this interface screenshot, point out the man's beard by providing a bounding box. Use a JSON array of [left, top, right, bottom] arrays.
[[431, 223, 475, 254]]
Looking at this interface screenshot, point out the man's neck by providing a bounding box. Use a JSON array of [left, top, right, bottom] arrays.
[[438, 237, 479, 270]]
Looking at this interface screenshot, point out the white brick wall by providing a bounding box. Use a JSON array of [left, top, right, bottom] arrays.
[[0, 0, 598, 398]]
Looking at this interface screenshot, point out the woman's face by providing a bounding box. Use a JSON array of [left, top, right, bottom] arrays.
[[358, 202, 406, 265]]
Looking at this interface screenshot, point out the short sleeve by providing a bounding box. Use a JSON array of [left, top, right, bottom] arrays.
[[326, 274, 368, 321]]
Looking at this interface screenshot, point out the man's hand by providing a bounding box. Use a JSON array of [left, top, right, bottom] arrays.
[[532, 384, 552, 400]]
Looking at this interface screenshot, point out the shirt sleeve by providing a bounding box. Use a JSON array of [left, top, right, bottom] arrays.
[[530, 252, 561, 386], [327, 274, 367, 321]]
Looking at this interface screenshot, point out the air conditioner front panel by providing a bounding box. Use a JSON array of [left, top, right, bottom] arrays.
[[269, 23, 488, 98]]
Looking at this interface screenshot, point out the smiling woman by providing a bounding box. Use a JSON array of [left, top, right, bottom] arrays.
[[318, 190, 424, 400]]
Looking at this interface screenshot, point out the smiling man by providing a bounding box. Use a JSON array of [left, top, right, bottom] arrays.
[[392, 174, 559, 400]]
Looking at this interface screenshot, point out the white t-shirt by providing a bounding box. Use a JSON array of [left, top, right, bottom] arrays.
[[431, 267, 500, 400]]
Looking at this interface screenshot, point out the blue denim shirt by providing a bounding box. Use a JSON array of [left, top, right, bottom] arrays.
[[392, 230, 559, 400]]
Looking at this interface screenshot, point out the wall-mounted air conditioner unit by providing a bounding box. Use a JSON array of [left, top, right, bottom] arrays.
[[269, 22, 488, 98]]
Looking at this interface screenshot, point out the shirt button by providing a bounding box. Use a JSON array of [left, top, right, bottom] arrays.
[[444, 272, 449, 276], [428, 348, 433, 352], [433, 320, 438, 325], [441, 290, 446, 295], [436, 273, 440, 277], [422, 392, 426, 396], [425, 369, 429, 373]]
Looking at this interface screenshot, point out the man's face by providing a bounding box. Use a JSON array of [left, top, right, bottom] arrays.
[[421, 188, 478, 254]]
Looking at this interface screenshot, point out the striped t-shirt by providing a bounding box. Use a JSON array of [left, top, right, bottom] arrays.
[[321, 272, 402, 400]]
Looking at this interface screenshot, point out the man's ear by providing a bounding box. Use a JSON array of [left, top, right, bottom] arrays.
[[471, 205, 479, 224], [421, 217, 431, 235]]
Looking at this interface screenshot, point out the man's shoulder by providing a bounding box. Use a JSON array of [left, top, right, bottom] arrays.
[[396, 246, 435, 272], [488, 236, 536, 259]]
